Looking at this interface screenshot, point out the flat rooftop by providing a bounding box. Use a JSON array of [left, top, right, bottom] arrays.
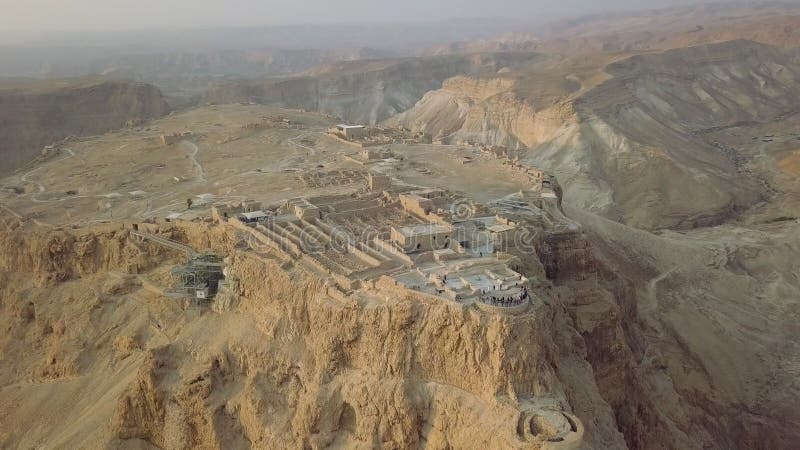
[[392, 255, 529, 301], [395, 223, 452, 237], [487, 223, 515, 233], [336, 124, 365, 129], [239, 210, 271, 220], [400, 193, 431, 202]]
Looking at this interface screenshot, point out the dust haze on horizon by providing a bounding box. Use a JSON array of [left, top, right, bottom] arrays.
[[0, 0, 783, 32]]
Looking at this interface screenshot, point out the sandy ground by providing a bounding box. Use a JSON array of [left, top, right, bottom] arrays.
[[0, 104, 532, 227]]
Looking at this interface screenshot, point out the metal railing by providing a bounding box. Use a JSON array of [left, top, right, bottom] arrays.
[[130, 231, 197, 257]]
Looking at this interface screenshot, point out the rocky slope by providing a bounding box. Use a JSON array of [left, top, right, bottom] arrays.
[[201, 53, 542, 124], [392, 40, 800, 229], [388, 73, 575, 149], [422, 3, 800, 57], [0, 79, 170, 175], [530, 14, 800, 55], [0, 215, 622, 449], [565, 205, 800, 450], [1, 198, 798, 449]]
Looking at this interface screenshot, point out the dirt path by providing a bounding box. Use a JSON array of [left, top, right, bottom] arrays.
[[21, 148, 95, 203], [288, 131, 321, 156], [180, 141, 206, 182], [644, 265, 679, 315]]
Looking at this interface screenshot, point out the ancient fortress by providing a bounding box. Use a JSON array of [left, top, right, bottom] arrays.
[[204, 165, 577, 314]]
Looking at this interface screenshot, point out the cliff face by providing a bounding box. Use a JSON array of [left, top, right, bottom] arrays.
[[391, 40, 799, 230], [0, 80, 170, 175], [1, 204, 798, 448], [201, 53, 542, 125], [568, 206, 800, 450], [389, 75, 574, 149], [0, 216, 628, 449]]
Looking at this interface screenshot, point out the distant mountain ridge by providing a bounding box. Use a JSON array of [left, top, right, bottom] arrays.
[[0, 79, 170, 175]]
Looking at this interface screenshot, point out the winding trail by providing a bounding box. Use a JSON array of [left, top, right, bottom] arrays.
[[636, 265, 680, 365], [644, 265, 679, 315], [287, 131, 321, 156], [20, 148, 95, 203], [181, 141, 206, 182], [10, 142, 156, 225]]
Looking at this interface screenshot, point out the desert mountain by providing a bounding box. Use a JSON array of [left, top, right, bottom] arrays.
[[391, 40, 800, 229], [425, 3, 800, 56], [202, 53, 542, 124], [0, 78, 170, 175]]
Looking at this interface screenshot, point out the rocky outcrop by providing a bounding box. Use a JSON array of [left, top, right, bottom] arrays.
[[392, 40, 799, 229], [0, 216, 627, 449], [0, 79, 170, 175], [389, 75, 574, 149], [1, 206, 798, 448], [564, 206, 800, 450]]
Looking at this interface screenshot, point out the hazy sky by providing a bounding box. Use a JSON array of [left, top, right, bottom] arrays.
[[0, 0, 744, 32]]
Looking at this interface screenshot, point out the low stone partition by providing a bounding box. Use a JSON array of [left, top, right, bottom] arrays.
[[257, 224, 303, 257], [480, 296, 527, 308], [326, 132, 384, 148], [223, 217, 301, 258], [326, 206, 387, 222], [372, 238, 415, 266], [355, 241, 390, 263], [298, 254, 360, 291], [475, 299, 531, 314], [373, 276, 459, 305], [347, 242, 383, 267]]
